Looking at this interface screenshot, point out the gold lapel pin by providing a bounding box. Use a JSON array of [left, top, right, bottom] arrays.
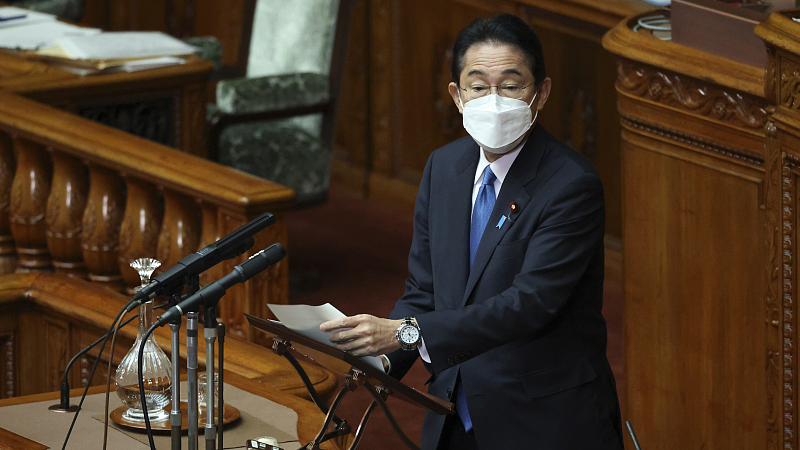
[[510, 202, 519, 213]]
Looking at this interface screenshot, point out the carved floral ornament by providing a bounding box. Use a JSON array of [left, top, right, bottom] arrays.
[[617, 60, 768, 131], [780, 58, 800, 110]]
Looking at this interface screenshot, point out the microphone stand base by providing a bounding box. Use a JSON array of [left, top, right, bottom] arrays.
[[48, 404, 80, 413]]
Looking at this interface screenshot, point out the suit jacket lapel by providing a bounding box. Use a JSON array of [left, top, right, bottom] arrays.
[[461, 125, 548, 306], [445, 139, 479, 305]]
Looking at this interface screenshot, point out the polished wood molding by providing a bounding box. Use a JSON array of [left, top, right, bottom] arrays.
[[603, 12, 764, 98], [616, 60, 768, 133], [0, 272, 338, 400], [0, 427, 47, 450], [606, 13, 768, 171]]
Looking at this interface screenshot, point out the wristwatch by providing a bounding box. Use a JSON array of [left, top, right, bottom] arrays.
[[396, 317, 421, 351]]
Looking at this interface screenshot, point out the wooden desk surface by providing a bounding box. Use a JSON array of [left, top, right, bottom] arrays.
[[0, 371, 342, 450], [0, 43, 214, 155], [0, 51, 212, 102]]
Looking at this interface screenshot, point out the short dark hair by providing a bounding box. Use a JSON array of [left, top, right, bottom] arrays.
[[451, 14, 546, 86]]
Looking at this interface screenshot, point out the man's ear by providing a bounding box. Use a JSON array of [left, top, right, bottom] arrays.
[[448, 82, 463, 114], [535, 77, 552, 111]]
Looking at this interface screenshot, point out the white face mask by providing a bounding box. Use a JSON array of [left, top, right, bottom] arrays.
[[459, 91, 539, 154]]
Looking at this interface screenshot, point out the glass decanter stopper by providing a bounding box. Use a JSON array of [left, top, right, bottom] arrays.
[[115, 258, 173, 422]]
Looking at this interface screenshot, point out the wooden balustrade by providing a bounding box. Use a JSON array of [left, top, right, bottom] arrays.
[[0, 90, 296, 341]]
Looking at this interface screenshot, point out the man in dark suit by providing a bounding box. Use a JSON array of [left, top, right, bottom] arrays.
[[321, 13, 623, 450]]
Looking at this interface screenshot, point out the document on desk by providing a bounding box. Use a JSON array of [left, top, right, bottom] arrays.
[[0, 6, 56, 29], [0, 21, 99, 50], [267, 303, 385, 372], [56, 31, 198, 60]]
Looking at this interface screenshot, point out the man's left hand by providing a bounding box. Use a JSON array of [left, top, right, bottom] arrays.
[[320, 315, 403, 357]]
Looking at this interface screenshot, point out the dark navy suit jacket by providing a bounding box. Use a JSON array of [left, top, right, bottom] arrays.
[[386, 124, 623, 449]]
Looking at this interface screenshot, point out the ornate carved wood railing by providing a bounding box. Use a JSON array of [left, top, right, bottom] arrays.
[[0, 90, 296, 341]]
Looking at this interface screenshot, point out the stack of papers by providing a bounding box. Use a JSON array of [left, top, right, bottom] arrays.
[[55, 31, 198, 60], [0, 7, 198, 75]]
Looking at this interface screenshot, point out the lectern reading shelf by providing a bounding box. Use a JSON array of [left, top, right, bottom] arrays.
[[245, 314, 454, 450]]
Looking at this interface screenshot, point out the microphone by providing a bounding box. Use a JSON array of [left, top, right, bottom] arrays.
[[155, 243, 286, 327], [626, 421, 642, 450], [129, 212, 276, 308]]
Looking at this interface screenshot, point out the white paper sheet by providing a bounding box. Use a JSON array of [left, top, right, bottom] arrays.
[[267, 303, 385, 372], [0, 21, 99, 50], [0, 6, 56, 29], [55, 31, 198, 60]]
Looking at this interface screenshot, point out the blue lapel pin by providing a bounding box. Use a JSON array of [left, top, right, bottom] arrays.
[[497, 215, 507, 229]]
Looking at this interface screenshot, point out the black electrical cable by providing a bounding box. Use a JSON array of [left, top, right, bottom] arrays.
[[138, 322, 160, 450], [60, 301, 168, 450], [102, 308, 128, 450]]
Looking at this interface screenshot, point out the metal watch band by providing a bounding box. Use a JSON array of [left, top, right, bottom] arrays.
[[396, 317, 421, 351]]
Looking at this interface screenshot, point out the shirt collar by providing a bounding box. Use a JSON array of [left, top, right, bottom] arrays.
[[474, 138, 527, 186]]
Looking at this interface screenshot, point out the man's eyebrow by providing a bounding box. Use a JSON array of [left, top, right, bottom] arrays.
[[465, 68, 524, 77]]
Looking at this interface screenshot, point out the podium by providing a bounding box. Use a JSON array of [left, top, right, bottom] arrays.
[[245, 314, 454, 450]]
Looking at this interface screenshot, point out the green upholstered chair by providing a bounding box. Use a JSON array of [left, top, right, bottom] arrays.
[[10, 0, 84, 21], [207, 0, 354, 207], [183, 36, 223, 73]]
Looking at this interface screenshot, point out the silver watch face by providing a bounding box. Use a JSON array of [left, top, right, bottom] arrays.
[[400, 324, 420, 344]]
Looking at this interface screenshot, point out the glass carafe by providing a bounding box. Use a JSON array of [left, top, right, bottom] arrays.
[[115, 258, 173, 422]]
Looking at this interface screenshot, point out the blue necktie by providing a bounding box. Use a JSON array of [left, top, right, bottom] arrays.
[[469, 167, 497, 267], [458, 166, 496, 432]]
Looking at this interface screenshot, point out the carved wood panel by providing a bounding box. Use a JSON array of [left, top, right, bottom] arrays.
[[761, 38, 800, 450], [617, 60, 768, 132], [0, 332, 15, 399], [765, 116, 783, 450], [78, 98, 175, 148]]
